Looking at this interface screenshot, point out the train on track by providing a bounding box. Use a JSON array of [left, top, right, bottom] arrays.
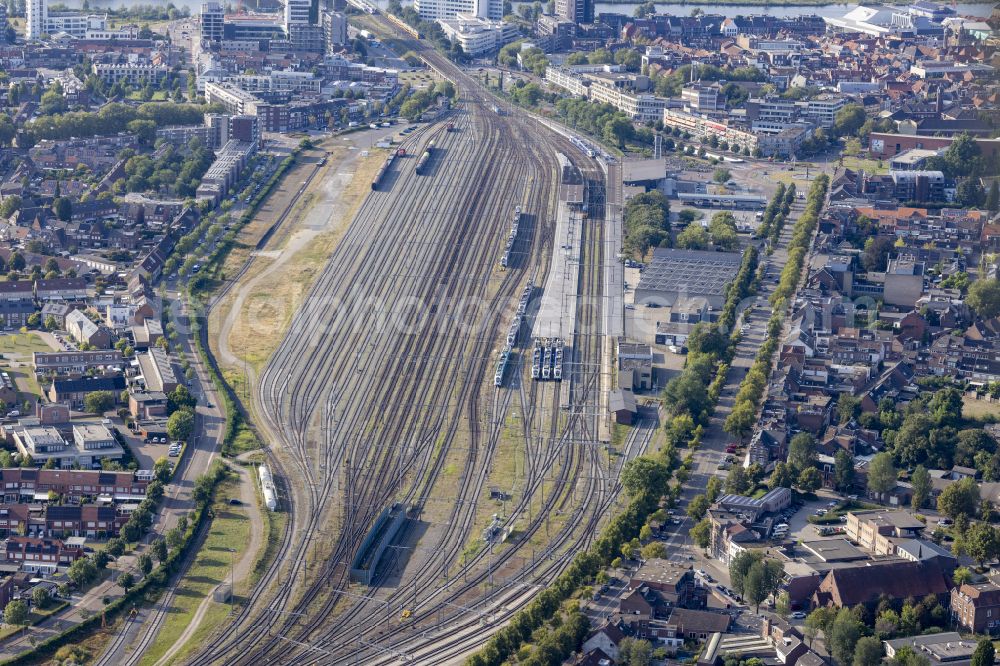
[[414, 140, 435, 175], [499, 206, 522, 269], [371, 148, 406, 190], [494, 280, 534, 387], [569, 135, 596, 158], [531, 338, 563, 381], [259, 464, 278, 511], [385, 12, 422, 38]]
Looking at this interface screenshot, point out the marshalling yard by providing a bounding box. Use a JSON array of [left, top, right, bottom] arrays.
[[187, 16, 650, 666]]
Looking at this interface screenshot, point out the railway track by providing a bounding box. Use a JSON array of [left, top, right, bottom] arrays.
[[181, 28, 642, 666]]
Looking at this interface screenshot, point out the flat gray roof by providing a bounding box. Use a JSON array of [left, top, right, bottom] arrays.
[[801, 538, 869, 562], [636, 248, 743, 297]]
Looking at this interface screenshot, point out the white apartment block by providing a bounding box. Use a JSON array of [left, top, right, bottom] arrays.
[[284, 0, 311, 29], [587, 78, 666, 122], [802, 96, 847, 128], [92, 62, 169, 85], [204, 81, 259, 115], [545, 66, 590, 97], [231, 70, 321, 94], [437, 16, 518, 57], [415, 0, 501, 22], [26, 0, 46, 40]]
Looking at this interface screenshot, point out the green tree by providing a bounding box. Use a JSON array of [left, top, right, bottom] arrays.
[[167, 385, 196, 414], [837, 394, 861, 424], [788, 432, 817, 473], [968, 279, 1000, 319], [797, 467, 822, 493], [956, 178, 985, 208], [3, 599, 27, 626], [31, 585, 49, 609], [690, 519, 711, 550], [151, 538, 168, 562], [891, 646, 932, 666], [829, 607, 862, 666], [867, 452, 897, 500], [166, 407, 195, 441], [688, 494, 710, 521], [943, 133, 981, 178], [768, 461, 794, 490], [743, 558, 784, 612], [83, 390, 114, 414], [117, 571, 134, 591], [712, 167, 732, 183], [938, 477, 981, 520], [603, 117, 633, 148], [706, 475, 722, 502], [986, 181, 999, 214], [52, 197, 72, 221], [8, 251, 24, 271], [138, 552, 153, 576], [804, 606, 837, 646], [853, 636, 884, 666], [954, 566, 973, 586], [0, 194, 21, 218], [972, 638, 995, 666], [633, 0, 655, 17], [641, 541, 667, 559], [725, 465, 751, 494], [619, 637, 653, 666], [834, 450, 855, 492], [723, 402, 757, 442], [775, 591, 791, 617], [861, 236, 893, 272], [676, 224, 710, 250], [911, 465, 931, 510], [964, 522, 999, 566], [833, 103, 867, 138], [729, 550, 763, 596]]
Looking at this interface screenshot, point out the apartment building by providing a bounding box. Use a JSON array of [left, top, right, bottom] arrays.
[[845, 510, 925, 555], [545, 66, 592, 97], [662, 108, 759, 153], [92, 61, 170, 85], [586, 73, 666, 122]]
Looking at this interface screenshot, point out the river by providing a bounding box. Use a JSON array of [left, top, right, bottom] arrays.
[[55, 0, 994, 18]]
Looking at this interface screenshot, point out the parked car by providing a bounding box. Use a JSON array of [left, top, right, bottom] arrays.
[[791, 611, 807, 619]]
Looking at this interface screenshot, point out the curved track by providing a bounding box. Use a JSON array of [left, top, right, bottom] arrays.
[[183, 33, 644, 666]]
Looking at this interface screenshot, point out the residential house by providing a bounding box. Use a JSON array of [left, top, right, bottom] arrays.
[[34, 278, 88, 303], [32, 350, 124, 377], [581, 620, 629, 662], [0, 468, 148, 503], [951, 581, 1000, 635], [664, 608, 732, 642], [627, 558, 708, 610], [65, 309, 112, 349], [0, 281, 37, 327], [47, 375, 126, 411], [40, 302, 75, 329], [4, 536, 84, 573]]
